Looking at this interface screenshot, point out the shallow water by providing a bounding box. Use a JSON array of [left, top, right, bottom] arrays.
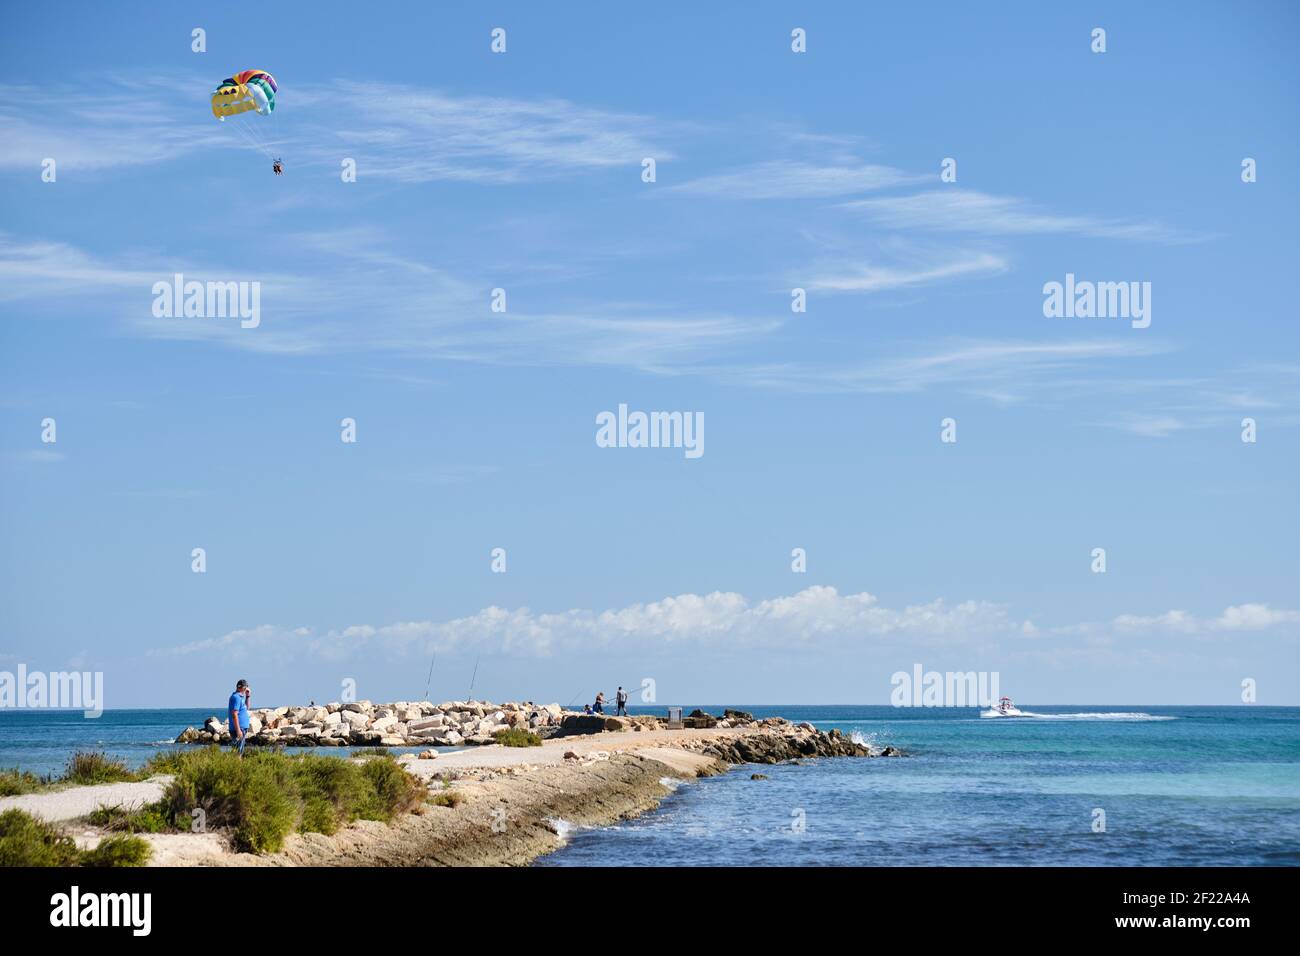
[[537, 705, 1300, 866]]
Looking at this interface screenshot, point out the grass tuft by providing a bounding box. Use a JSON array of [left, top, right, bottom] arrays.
[[87, 802, 171, 834], [80, 834, 152, 867], [427, 789, 464, 808], [0, 768, 51, 796], [62, 751, 137, 786], [493, 728, 542, 748]]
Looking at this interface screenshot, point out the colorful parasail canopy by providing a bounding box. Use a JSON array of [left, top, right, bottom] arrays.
[[211, 69, 278, 120]]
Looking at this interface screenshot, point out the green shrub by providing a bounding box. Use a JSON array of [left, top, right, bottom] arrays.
[[162, 748, 295, 853], [357, 755, 424, 822], [80, 835, 151, 867], [234, 756, 300, 853], [349, 747, 390, 758], [62, 751, 137, 786], [493, 728, 542, 748], [292, 754, 370, 834], [161, 747, 422, 854], [0, 809, 81, 866], [0, 768, 50, 797], [87, 802, 171, 834]]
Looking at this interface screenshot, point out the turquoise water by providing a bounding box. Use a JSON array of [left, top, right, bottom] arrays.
[[539, 705, 1300, 866], [2, 704, 1296, 865]]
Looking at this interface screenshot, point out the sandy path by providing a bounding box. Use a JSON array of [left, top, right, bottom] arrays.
[[0, 776, 172, 823], [402, 726, 742, 779]]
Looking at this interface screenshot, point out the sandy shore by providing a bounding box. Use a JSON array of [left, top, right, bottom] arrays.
[[5, 725, 881, 867]]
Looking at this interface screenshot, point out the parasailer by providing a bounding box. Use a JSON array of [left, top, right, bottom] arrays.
[[211, 70, 280, 170]]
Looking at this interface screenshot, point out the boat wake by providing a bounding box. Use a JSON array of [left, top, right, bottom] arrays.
[[981, 710, 1175, 721]]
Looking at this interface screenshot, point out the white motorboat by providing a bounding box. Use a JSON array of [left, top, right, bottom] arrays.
[[981, 696, 1024, 718]]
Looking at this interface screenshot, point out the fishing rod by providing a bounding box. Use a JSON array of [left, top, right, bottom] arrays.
[[422, 652, 436, 703], [467, 654, 480, 701]]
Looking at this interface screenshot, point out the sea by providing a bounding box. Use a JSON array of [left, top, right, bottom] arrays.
[[2, 704, 1296, 866]]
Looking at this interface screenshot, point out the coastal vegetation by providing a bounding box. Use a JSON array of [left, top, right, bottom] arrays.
[[0, 809, 151, 867], [160, 747, 424, 853], [0, 768, 50, 796], [493, 728, 543, 747], [63, 750, 139, 785]]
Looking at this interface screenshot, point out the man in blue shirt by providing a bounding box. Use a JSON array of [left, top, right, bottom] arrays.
[[228, 679, 252, 756]]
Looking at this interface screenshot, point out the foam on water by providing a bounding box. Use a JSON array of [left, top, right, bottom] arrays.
[[993, 711, 1177, 721], [547, 817, 578, 844]]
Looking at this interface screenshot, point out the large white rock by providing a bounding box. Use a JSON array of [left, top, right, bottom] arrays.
[[372, 715, 398, 733], [342, 710, 370, 730], [408, 716, 445, 732], [323, 711, 344, 727], [441, 730, 464, 746]]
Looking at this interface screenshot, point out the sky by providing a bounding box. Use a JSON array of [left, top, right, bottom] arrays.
[[0, 1, 1297, 709]]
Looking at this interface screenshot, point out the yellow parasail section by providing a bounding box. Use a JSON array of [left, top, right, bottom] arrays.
[[211, 84, 257, 120]]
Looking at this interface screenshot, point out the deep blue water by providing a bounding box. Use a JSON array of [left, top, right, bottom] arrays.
[[539, 705, 1300, 866], [2, 704, 1296, 865]]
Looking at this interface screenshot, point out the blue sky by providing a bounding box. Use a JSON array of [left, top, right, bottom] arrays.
[[1, 1, 1297, 708]]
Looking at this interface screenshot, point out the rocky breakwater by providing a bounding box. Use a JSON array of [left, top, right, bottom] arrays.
[[174, 699, 569, 748], [689, 718, 901, 762], [555, 709, 902, 762]]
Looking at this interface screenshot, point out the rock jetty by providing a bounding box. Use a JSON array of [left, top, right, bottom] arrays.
[[174, 701, 902, 756], [176, 699, 569, 748]]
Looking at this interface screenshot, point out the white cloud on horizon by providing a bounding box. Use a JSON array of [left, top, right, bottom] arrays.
[[149, 587, 1298, 663]]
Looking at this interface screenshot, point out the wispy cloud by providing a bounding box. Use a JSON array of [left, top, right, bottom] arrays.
[[666, 160, 922, 200], [843, 189, 1201, 243], [806, 248, 1009, 293], [714, 339, 1166, 396], [0, 229, 769, 370], [295, 81, 674, 184], [5, 449, 65, 464], [0, 77, 224, 172], [0, 76, 673, 184]]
